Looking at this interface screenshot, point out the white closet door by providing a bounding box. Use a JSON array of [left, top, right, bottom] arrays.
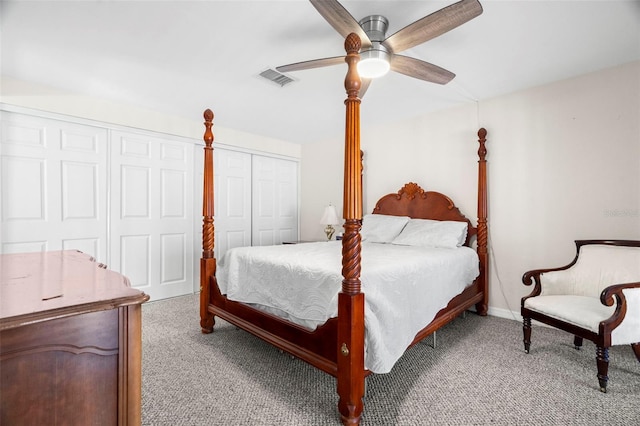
[[0, 112, 108, 260], [110, 130, 193, 300], [214, 148, 252, 260], [252, 156, 298, 246]]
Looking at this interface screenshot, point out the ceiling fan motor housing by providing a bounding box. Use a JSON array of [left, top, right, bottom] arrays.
[[358, 15, 389, 43]]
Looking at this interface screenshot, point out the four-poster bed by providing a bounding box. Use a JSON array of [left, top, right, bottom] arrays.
[[199, 33, 489, 425]]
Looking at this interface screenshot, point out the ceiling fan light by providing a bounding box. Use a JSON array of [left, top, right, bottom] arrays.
[[358, 48, 390, 79]]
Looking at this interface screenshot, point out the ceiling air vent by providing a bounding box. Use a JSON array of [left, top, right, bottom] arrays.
[[259, 69, 295, 87]]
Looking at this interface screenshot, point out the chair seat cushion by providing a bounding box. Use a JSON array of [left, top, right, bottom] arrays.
[[524, 295, 615, 333]]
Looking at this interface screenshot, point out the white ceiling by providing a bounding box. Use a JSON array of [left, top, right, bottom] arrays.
[[2, 1, 639, 144]]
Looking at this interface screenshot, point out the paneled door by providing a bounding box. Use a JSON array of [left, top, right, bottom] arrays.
[[0, 111, 108, 260], [109, 130, 194, 300], [213, 148, 252, 260], [208, 148, 299, 260], [252, 155, 298, 246]]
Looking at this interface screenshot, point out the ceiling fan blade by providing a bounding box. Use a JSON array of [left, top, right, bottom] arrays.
[[384, 0, 483, 53], [309, 0, 372, 49], [276, 56, 345, 73], [359, 78, 372, 99], [390, 55, 455, 85]]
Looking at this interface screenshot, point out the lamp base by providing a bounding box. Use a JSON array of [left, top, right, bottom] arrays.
[[324, 225, 335, 241]]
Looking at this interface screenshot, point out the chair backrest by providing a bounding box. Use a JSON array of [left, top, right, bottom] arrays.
[[541, 244, 640, 298]]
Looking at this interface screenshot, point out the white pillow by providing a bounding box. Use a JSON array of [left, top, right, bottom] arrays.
[[391, 218, 468, 249], [360, 214, 410, 243]]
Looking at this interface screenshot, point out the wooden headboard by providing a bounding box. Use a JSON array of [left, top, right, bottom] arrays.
[[372, 182, 477, 246]]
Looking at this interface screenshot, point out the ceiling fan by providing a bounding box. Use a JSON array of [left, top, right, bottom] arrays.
[[276, 0, 483, 97]]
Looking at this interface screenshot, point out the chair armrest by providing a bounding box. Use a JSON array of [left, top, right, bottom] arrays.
[[600, 281, 640, 331], [521, 242, 581, 292], [600, 281, 640, 306], [521, 270, 543, 302], [521, 263, 577, 302], [522, 264, 575, 285]]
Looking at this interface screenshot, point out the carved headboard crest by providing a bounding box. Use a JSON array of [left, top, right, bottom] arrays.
[[396, 182, 427, 200], [374, 182, 464, 225]]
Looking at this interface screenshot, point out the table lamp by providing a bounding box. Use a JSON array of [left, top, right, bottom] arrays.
[[320, 204, 339, 241]]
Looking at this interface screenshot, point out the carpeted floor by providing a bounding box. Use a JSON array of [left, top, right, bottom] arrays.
[[141, 294, 639, 425]]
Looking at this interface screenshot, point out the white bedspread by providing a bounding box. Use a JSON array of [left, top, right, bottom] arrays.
[[216, 241, 479, 373]]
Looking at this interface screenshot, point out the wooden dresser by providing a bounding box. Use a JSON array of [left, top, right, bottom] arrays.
[[0, 250, 149, 425]]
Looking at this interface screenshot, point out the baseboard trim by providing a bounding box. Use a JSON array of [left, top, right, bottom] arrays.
[[487, 306, 521, 322], [484, 306, 552, 329]]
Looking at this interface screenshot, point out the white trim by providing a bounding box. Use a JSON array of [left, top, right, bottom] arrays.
[[484, 306, 555, 329], [1, 104, 302, 163], [212, 141, 300, 163], [0, 103, 199, 146], [467, 305, 521, 322], [487, 306, 521, 322], [105, 128, 112, 267]]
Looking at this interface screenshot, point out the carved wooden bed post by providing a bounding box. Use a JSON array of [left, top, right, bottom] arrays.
[[476, 128, 489, 315], [337, 33, 365, 426], [200, 109, 216, 333]]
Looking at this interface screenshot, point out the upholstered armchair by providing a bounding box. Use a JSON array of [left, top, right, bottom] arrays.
[[521, 240, 640, 392]]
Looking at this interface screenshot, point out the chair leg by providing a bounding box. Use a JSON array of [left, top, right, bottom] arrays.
[[632, 343, 640, 362], [596, 346, 609, 393], [523, 317, 531, 354], [574, 335, 583, 350]]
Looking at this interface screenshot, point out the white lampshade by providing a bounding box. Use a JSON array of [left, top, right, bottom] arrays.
[[320, 205, 339, 225]]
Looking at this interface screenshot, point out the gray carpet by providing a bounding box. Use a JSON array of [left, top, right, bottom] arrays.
[[141, 294, 639, 425]]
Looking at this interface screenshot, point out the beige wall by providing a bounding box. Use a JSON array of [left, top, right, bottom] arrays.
[[300, 60, 640, 319], [4, 60, 638, 319]]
